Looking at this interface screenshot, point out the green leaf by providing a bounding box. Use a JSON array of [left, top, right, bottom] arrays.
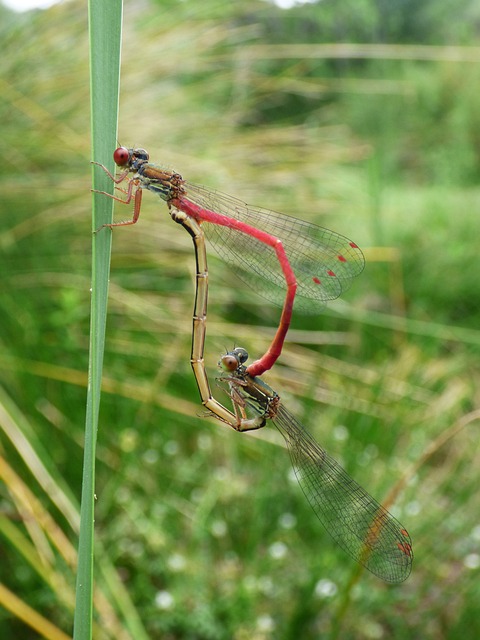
[[74, 3, 123, 639]]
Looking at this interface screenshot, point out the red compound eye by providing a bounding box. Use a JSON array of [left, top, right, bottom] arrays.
[[113, 147, 130, 166]]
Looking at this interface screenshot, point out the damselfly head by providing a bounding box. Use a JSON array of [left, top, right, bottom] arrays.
[[219, 347, 249, 372], [113, 147, 150, 169]]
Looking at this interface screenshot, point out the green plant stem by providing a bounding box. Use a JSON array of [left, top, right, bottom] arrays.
[[73, 2, 123, 639]]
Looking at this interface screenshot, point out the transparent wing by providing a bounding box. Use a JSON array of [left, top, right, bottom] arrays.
[[274, 403, 413, 583], [186, 183, 365, 313]]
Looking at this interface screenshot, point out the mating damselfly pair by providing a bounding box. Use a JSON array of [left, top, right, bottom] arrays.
[[94, 147, 413, 583]]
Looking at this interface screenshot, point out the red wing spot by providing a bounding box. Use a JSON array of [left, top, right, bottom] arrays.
[[397, 542, 413, 557], [349, 242, 359, 249], [337, 254, 347, 263], [400, 529, 409, 538], [312, 277, 322, 285], [327, 270, 336, 277]]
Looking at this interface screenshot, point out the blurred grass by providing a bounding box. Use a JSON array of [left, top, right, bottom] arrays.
[[1, 0, 480, 639]]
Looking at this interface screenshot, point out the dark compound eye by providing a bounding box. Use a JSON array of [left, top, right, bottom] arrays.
[[232, 347, 249, 364], [134, 148, 149, 162]]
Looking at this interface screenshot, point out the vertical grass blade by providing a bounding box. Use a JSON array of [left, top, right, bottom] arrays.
[[74, 2, 123, 638]]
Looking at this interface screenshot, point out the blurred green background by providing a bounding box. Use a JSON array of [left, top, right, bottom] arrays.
[[1, 0, 480, 638]]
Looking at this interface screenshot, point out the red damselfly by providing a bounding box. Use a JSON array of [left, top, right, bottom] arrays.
[[94, 147, 364, 377]]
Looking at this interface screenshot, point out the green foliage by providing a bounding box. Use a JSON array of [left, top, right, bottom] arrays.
[[1, 1, 480, 639]]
